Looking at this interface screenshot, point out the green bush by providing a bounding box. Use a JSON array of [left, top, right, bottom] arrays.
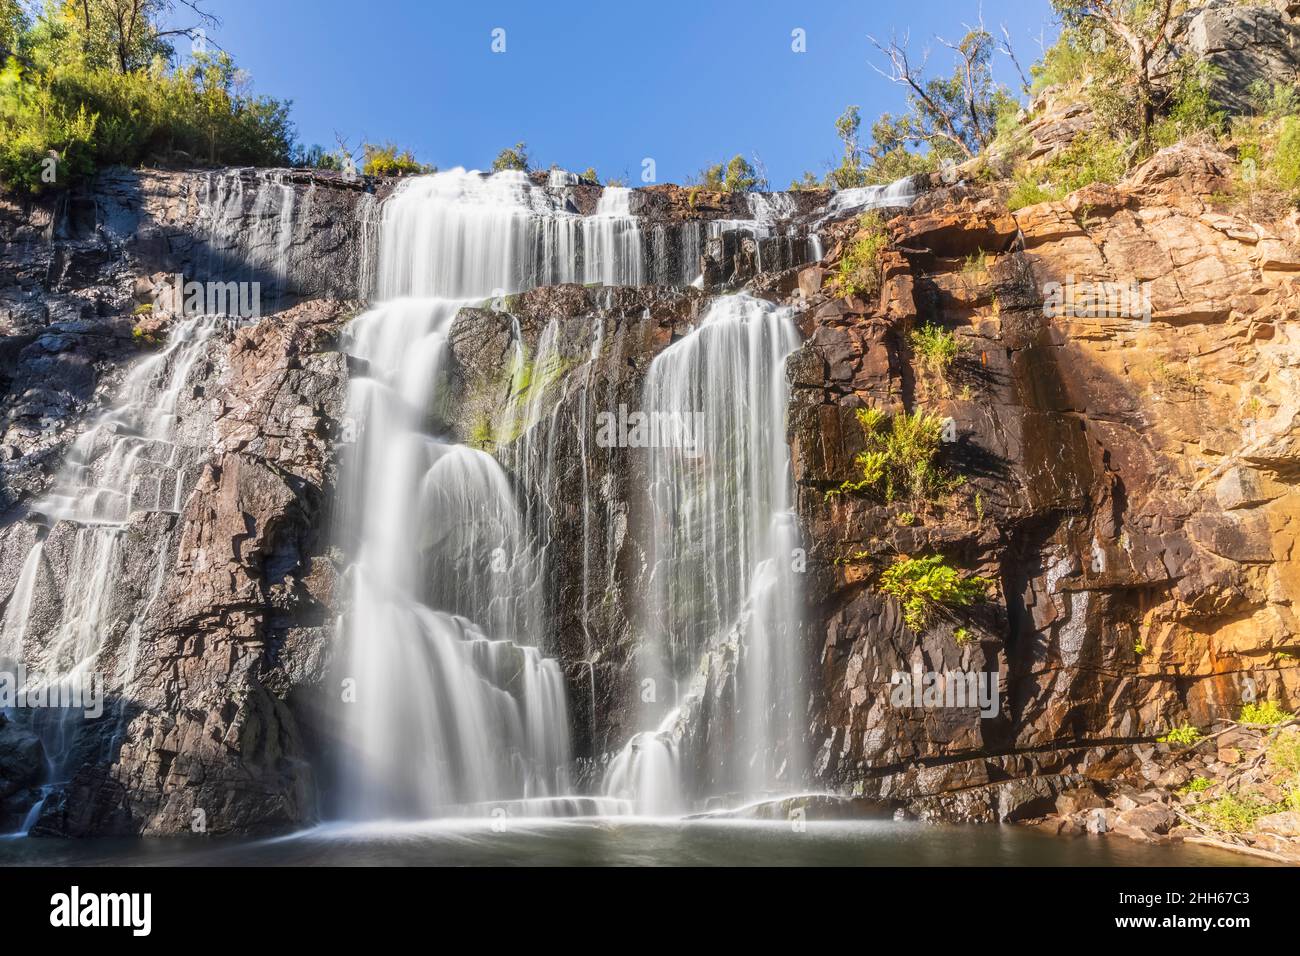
[[1157, 724, 1203, 747], [1153, 61, 1226, 148], [835, 211, 889, 298], [1276, 117, 1300, 192], [363, 142, 428, 177], [911, 323, 965, 376], [0, 49, 294, 193], [1191, 792, 1285, 834], [1007, 175, 1058, 211], [1239, 700, 1294, 726], [1247, 80, 1300, 121], [1269, 728, 1300, 775], [1006, 130, 1128, 211], [879, 555, 994, 631], [1178, 776, 1213, 795], [827, 406, 959, 504], [491, 141, 529, 173]]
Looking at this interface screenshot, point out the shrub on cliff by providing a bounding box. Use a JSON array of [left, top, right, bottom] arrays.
[[1006, 130, 1127, 210], [911, 323, 966, 377], [879, 554, 994, 631], [834, 212, 889, 298], [362, 142, 429, 178], [1240, 700, 1294, 726], [491, 142, 530, 173], [827, 405, 960, 504]]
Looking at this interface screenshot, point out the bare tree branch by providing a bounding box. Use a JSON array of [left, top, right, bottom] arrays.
[[867, 32, 976, 159], [999, 23, 1032, 96]]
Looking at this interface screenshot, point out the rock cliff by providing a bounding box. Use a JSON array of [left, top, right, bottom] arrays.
[[0, 124, 1296, 839]]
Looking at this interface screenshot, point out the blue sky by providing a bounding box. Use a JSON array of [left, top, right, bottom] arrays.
[[206, 0, 1058, 186]]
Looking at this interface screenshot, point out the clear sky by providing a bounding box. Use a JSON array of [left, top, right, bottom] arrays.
[[205, 0, 1058, 186]]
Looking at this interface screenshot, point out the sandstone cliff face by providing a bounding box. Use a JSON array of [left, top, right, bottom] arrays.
[[791, 142, 1300, 820]]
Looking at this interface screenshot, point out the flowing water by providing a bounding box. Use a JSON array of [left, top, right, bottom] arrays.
[[332, 168, 827, 820], [0, 166, 1280, 867], [0, 172, 301, 835], [603, 294, 805, 812], [0, 167, 1014, 857]]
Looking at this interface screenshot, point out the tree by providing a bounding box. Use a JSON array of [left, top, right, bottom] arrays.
[[826, 106, 870, 188], [0, 0, 27, 55], [491, 141, 529, 172], [696, 154, 764, 192], [1051, 0, 1179, 152], [867, 26, 1014, 161], [46, 0, 220, 74]]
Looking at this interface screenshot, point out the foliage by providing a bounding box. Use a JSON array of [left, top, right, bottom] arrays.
[[295, 143, 342, 171], [1006, 130, 1128, 210], [867, 28, 1017, 161], [879, 554, 994, 631], [131, 322, 162, 347], [953, 626, 975, 646], [491, 141, 529, 173], [1049, 0, 1182, 151], [834, 211, 889, 298], [911, 323, 965, 377], [788, 169, 822, 191], [695, 154, 763, 193], [0, 58, 98, 191], [1030, 26, 1098, 94], [1239, 700, 1294, 726], [1152, 60, 1226, 147], [826, 105, 870, 189], [579, 166, 599, 183], [362, 142, 428, 177], [1178, 775, 1213, 795], [1191, 792, 1286, 834], [0, 0, 25, 53], [1277, 116, 1300, 192], [1157, 724, 1203, 747], [862, 130, 941, 185], [828, 405, 958, 504], [1269, 728, 1300, 777], [1, 4, 296, 194], [1248, 79, 1300, 122]]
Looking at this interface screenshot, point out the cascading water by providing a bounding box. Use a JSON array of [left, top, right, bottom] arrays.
[[337, 169, 903, 820], [335, 168, 611, 819], [0, 314, 230, 831], [0, 173, 299, 836], [603, 293, 805, 813]]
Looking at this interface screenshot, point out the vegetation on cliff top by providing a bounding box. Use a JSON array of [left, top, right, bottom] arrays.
[[0, 0, 297, 193]]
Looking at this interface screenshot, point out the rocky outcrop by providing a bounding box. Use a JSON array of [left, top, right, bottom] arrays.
[[786, 141, 1300, 821], [0, 167, 369, 835], [1180, 0, 1300, 113]]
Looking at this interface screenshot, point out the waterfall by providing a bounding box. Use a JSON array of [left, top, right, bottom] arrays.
[[370, 169, 641, 299], [0, 176, 300, 834], [0, 315, 225, 833], [336, 168, 605, 819], [603, 293, 805, 812], [820, 176, 920, 221]]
